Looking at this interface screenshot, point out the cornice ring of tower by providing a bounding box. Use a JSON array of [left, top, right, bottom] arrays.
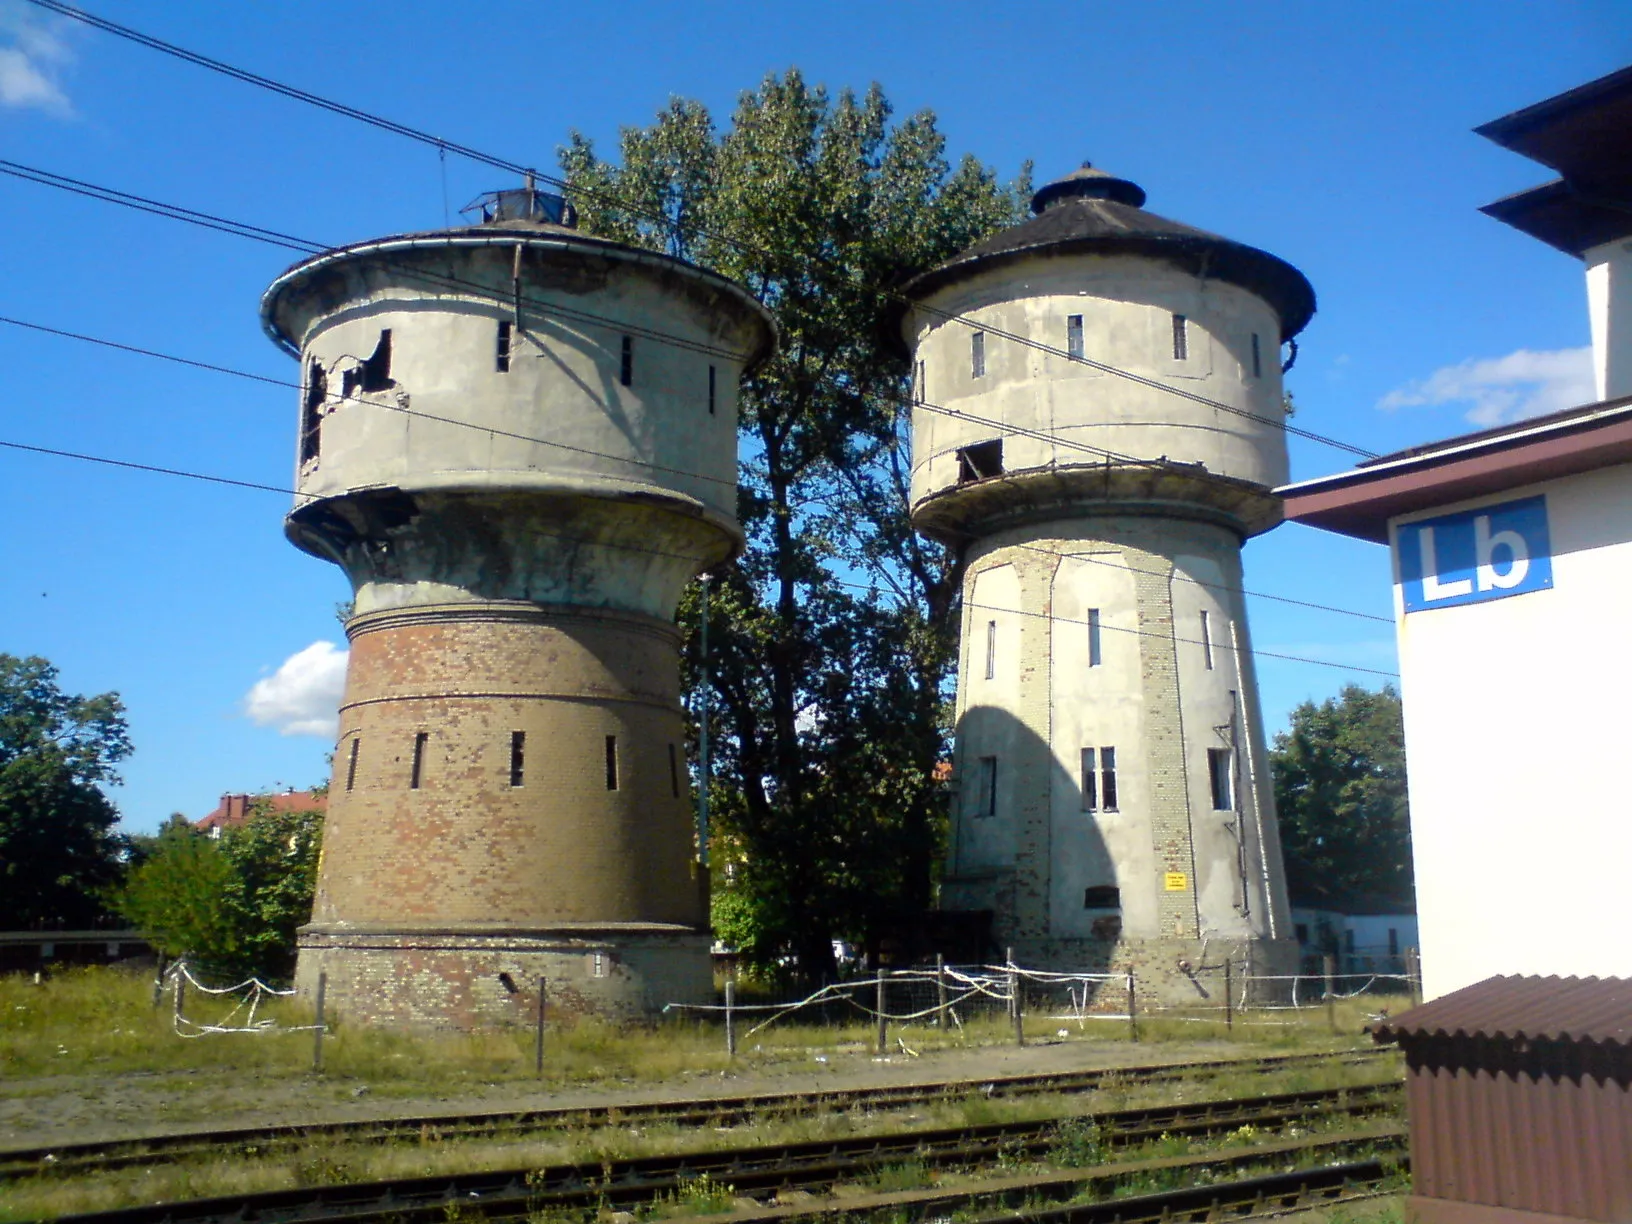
[[261, 229, 778, 367], [910, 463, 1282, 546], [344, 599, 685, 644]]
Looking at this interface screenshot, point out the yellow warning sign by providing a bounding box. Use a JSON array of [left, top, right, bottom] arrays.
[[1163, 871, 1189, 892]]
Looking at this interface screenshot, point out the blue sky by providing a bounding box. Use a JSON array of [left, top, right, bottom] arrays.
[[1, 1, 1626, 834]]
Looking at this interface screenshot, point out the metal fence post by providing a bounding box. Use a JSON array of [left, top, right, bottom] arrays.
[[724, 978, 737, 1057], [173, 969, 185, 1026], [312, 971, 327, 1073], [1005, 947, 1016, 1019], [1126, 971, 1138, 1042], [1224, 958, 1234, 1033], [1012, 961, 1024, 1047], [875, 967, 889, 1055], [1406, 947, 1422, 1006], [935, 953, 948, 1030], [1323, 954, 1337, 1033], [534, 976, 547, 1076]]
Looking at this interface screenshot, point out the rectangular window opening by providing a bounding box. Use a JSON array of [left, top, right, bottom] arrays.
[[1200, 610, 1214, 670], [496, 320, 512, 373], [1087, 608, 1102, 667], [978, 756, 997, 818], [510, 731, 526, 788], [1388, 928, 1400, 956], [1067, 314, 1084, 361], [1208, 747, 1234, 811], [707, 364, 717, 415], [1171, 313, 1188, 361], [1100, 746, 1118, 811], [345, 737, 359, 793], [984, 619, 997, 680], [1083, 885, 1121, 909], [956, 439, 1004, 484], [620, 335, 633, 387], [1079, 747, 1097, 811], [915, 359, 925, 403], [300, 360, 326, 464], [668, 743, 680, 798], [1251, 332, 1262, 379], [410, 731, 428, 790], [971, 331, 986, 379], [605, 734, 619, 791]]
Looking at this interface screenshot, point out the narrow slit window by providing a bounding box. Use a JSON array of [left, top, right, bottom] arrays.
[[496, 320, 512, 372], [1087, 608, 1102, 667], [668, 743, 680, 798], [971, 331, 985, 378], [1083, 885, 1121, 909], [1171, 313, 1188, 361], [620, 335, 633, 387], [345, 737, 359, 793], [956, 439, 1004, 483], [1200, 610, 1214, 670], [605, 735, 619, 791], [410, 731, 428, 790], [1208, 747, 1234, 810], [300, 360, 326, 463], [1067, 314, 1084, 361], [984, 619, 997, 680], [1250, 332, 1262, 379], [510, 731, 525, 788], [1100, 746, 1118, 811], [977, 756, 998, 818], [1080, 747, 1098, 811], [915, 359, 925, 403], [707, 364, 717, 415]]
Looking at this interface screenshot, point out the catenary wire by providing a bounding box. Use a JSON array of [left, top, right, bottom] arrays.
[[23, 0, 1379, 460], [0, 435, 1395, 678], [0, 310, 1390, 628]]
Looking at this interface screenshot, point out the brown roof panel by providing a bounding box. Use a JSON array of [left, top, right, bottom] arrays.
[[1372, 974, 1632, 1047]]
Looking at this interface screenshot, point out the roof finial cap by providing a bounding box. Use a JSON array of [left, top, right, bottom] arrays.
[[1030, 161, 1147, 214]]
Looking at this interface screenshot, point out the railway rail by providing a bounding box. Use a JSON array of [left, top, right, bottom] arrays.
[[37, 1082, 1405, 1224], [1, 1046, 1392, 1181]]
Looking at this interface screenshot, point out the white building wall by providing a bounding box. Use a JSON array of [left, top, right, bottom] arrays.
[[1391, 462, 1632, 998], [1586, 238, 1632, 402]]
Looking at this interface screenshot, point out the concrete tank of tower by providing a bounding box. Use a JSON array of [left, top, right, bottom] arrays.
[[893, 163, 1314, 1000], [261, 187, 774, 1026]]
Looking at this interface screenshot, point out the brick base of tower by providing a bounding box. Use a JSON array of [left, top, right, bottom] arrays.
[[299, 601, 711, 1027], [294, 926, 712, 1027]]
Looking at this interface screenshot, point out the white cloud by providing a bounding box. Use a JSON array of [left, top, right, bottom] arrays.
[[0, 3, 73, 115], [1379, 346, 1595, 427], [245, 642, 349, 738]]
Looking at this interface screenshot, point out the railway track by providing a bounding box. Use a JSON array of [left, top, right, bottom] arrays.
[[38, 1082, 1405, 1224], [1, 1046, 1391, 1181]]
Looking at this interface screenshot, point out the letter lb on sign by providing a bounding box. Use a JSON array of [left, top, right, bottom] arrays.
[[1396, 495, 1552, 613]]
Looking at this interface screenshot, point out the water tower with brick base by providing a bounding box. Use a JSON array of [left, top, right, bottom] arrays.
[[261, 189, 773, 1027], [894, 164, 1312, 1001]]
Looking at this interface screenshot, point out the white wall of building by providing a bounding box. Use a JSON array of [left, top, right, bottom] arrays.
[[1586, 238, 1632, 402], [1390, 462, 1632, 998]]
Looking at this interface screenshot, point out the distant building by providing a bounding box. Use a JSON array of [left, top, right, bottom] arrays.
[[892, 163, 1311, 998], [1279, 66, 1632, 1000], [194, 790, 326, 839]]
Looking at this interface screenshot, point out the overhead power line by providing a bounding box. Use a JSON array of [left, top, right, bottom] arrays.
[[0, 435, 1395, 678], [25, 0, 1379, 461], [0, 309, 1390, 629]]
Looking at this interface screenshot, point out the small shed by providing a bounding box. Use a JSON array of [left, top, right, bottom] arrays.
[[1371, 974, 1632, 1224]]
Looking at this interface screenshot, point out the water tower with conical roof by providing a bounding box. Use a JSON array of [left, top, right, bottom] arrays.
[[895, 163, 1312, 998], [262, 187, 774, 1026]]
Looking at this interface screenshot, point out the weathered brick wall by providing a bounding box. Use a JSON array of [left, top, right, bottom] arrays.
[[297, 600, 711, 1026]]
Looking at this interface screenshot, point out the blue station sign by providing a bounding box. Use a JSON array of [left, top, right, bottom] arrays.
[[1396, 495, 1553, 613]]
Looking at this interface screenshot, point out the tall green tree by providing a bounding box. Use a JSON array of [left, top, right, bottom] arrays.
[[116, 801, 323, 982], [0, 654, 131, 928], [1271, 684, 1413, 909], [561, 73, 1028, 979]]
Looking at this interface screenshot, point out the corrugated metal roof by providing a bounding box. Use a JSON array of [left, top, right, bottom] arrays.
[[1372, 974, 1632, 1046]]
